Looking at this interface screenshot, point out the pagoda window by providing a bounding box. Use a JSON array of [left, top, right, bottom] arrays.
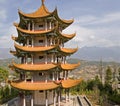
[[39, 72, 43, 76], [39, 24, 44, 28], [39, 56, 44, 59], [39, 40, 44, 43], [49, 90, 52, 92], [39, 90, 43, 93]]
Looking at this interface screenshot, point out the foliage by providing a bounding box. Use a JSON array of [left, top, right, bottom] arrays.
[[0, 85, 19, 104], [0, 67, 9, 82], [118, 67, 120, 82], [105, 66, 112, 85]]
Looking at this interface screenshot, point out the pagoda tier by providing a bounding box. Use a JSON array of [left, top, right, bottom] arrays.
[[18, 3, 73, 30], [11, 81, 59, 90], [11, 62, 57, 71], [10, 78, 82, 90], [9, 62, 80, 72], [19, 8, 73, 25], [57, 31, 76, 42], [12, 32, 76, 43], [60, 62, 80, 70], [14, 42, 77, 55], [14, 23, 56, 35], [14, 42, 58, 52], [61, 78, 82, 88], [58, 47, 78, 55]]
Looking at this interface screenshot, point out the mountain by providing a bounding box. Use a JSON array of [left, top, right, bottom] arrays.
[[0, 47, 120, 62], [72, 46, 120, 62]]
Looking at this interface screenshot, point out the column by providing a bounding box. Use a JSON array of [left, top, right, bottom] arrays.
[[67, 89, 70, 101], [58, 90, 60, 106], [45, 54, 47, 64], [31, 92, 34, 106], [31, 54, 34, 64], [53, 90, 56, 106], [55, 55, 57, 63], [31, 37, 34, 47], [32, 22, 34, 31], [23, 94, 26, 106], [45, 20, 47, 31], [52, 72, 55, 81], [49, 21, 52, 29], [31, 73, 33, 83], [65, 89, 67, 102], [25, 55, 28, 64], [63, 71, 65, 80], [63, 56, 67, 64], [27, 38, 29, 47], [50, 37, 53, 45], [56, 72, 58, 81], [45, 36, 47, 47], [60, 88, 62, 101], [66, 71, 68, 79], [45, 91, 48, 106], [64, 71, 67, 80], [24, 73, 26, 82], [51, 54, 54, 62], [28, 22, 30, 30], [45, 73, 47, 83]]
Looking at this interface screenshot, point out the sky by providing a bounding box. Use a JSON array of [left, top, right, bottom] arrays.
[[0, 0, 120, 48]]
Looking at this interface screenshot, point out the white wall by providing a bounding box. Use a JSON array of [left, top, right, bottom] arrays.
[[34, 37, 45, 46], [34, 90, 54, 105]]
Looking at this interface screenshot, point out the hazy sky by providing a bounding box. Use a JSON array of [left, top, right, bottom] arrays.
[[0, 0, 120, 48]]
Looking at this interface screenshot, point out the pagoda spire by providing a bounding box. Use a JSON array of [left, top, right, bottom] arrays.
[[42, 0, 45, 5]]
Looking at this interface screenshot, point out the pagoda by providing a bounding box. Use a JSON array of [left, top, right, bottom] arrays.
[[9, 0, 82, 106]]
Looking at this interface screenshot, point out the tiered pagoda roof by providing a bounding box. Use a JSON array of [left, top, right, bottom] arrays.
[[11, 81, 59, 90], [14, 42, 57, 52], [11, 78, 82, 90], [11, 62, 57, 71]]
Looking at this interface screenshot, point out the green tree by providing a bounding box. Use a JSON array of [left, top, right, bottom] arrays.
[[0, 67, 9, 83], [118, 67, 120, 82], [105, 66, 112, 85]]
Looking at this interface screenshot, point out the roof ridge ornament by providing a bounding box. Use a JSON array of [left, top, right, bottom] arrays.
[[41, 0, 45, 5]]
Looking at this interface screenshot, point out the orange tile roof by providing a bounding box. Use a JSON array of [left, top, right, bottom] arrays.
[[10, 50, 17, 56], [11, 81, 59, 90], [54, 9, 74, 25], [60, 32, 76, 39], [59, 47, 78, 54], [18, 1, 52, 18], [12, 62, 57, 71], [60, 62, 80, 70], [18, 3, 73, 26], [57, 31, 76, 42], [61, 78, 83, 88], [11, 35, 18, 41], [14, 23, 56, 35], [14, 42, 58, 52]]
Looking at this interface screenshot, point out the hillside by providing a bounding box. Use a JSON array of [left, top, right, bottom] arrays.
[[72, 46, 120, 62], [1, 58, 120, 81]]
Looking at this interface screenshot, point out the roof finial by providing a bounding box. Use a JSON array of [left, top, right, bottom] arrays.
[[41, 0, 45, 5]]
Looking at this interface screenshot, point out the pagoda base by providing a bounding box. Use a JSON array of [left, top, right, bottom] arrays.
[[34, 90, 54, 105]]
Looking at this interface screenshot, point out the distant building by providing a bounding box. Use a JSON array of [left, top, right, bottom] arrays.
[[9, 0, 82, 106]]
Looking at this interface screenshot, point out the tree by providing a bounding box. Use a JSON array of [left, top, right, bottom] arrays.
[[0, 67, 9, 83], [118, 67, 120, 82], [105, 66, 112, 85]]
